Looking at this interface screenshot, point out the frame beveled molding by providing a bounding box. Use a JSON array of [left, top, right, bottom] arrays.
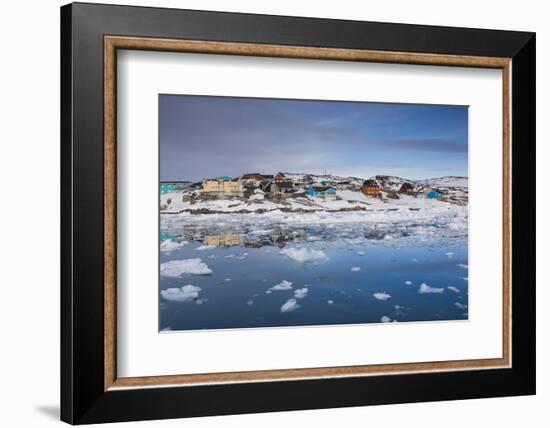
[[103, 35, 512, 392], [62, 2, 534, 424]]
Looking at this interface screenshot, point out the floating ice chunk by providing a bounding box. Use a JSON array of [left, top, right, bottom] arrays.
[[351, 267, 361, 272], [224, 278, 231, 282], [294, 288, 309, 299], [196, 298, 207, 305], [418, 283, 444, 294], [384, 235, 393, 240], [457, 263, 468, 269], [160, 326, 172, 332], [460, 277, 469, 282], [404, 280, 412, 285], [381, 315, 392, 323], [160, 285, 202, 302], [160, 239, 186, 252], [280, 247, 328, 263], [445, 252, 454, 258], [246, 300, 254, 306], [357, 251, 365, 256], [327, 300, 334, 305], [373, 292, 391, 301], [455, 302, 468, 310], [270, 280, 293, 291], [196, 244, 216, 251], [224, 254, 235, 258], [448, 286, 460, 293], [160, 258, 212, 276], [281, 298, 300, 312]]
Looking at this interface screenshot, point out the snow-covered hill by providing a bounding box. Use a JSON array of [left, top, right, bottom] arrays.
[[160, 174, 468, 215]]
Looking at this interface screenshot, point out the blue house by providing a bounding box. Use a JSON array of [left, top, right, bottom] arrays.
[[160, 181, 191, 195], [427, 190, 443, 199], [307, 186, 337, 198]]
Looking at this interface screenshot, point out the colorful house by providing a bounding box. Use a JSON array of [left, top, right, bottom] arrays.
[[240, 173, 264, 181], [274, 172, 286, 181], [202, 177, 243, 196], [160, 181, 191, 195], [427, 190, 443, 199], [361, 179, 381, 197], [307, 186, 337, 199]]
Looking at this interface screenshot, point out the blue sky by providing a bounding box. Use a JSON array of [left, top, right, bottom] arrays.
[[160, 94, 468, 182]]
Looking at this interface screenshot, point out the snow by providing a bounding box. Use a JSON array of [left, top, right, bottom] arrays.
[[448, 286, 460, 293], [160, 258, 212, 277], [404, 280, 413, 285], [373, 292, 391, 301], [269, 280, 293, 291], [351, 267, 361, 272], [294, 288, 309, 299], [280, 247, 329, 263], [160, 285, 202, 302], [418, 283, 444, 294], [380, 315, 392, 323], [280, 298, 300, 313], [160, 239, 186, 252]]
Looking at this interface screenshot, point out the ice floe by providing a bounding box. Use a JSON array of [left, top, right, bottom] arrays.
[[404, 280, 412, 285], [160, 239, 186, 252], [281, 298, 300, 312], [280, 247, 328, 263], [457, 263, 468, 269], [294, 288, 309, 299], [357, 251, 365, 256], [351, 267, 361, 272], [196, 244, 216, 251], [373, 292, 391, 301], [160, 258, 212, 276], [380, 315, 392, 323], [445, 252, 454, 258], [327, 300, 334, 305], [160, 285, 202, 302], [447, 286, 460, 293], [269, 280, 293, 291], [418, 283, 444, 294], [454, 302, 468, 310]]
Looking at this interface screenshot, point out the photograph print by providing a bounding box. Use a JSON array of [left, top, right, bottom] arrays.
[[159, 94, 469, 332]]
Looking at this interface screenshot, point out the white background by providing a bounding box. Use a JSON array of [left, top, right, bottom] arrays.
[[0, 0, 546, 427], [118, 51, 503, 378]]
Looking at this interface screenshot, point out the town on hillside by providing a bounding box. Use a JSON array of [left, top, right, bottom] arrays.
[[160, 172, 468, 214]]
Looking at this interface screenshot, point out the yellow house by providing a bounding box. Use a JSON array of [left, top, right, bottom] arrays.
[[202, 178, 243, 196]]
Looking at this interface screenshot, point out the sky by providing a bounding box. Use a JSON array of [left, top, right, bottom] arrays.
[[160, 94, 468, 182]]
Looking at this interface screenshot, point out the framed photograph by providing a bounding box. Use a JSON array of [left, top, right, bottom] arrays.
[[61, 2, 535, 424]]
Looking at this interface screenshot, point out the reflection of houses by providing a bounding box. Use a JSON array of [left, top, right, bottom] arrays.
[[361, 179, 381, 197], [160, 181, 191, 195], [307, 186, 337, 200], [204, 232, 242, 247], [398, 182, 414, 194], [202, 176, 243, 196]]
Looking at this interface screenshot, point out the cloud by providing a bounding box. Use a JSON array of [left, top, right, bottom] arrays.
[[385, 138, 467, 153], [161, 285, 202, 302], [160, 258, 212, 276], [418, 283, 444, 294]]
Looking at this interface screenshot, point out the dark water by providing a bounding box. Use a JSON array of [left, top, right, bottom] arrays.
[[159, 223, 468, 331]]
